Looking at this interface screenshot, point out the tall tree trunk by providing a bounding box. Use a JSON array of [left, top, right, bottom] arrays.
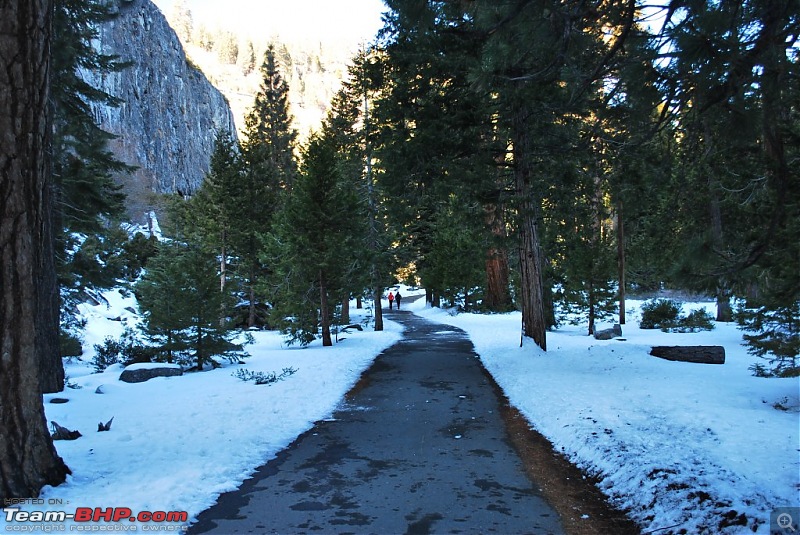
[[319, 271, 332, 346], [247, 247, 257, 328], [704, 118, 732, 323], [341, 292, 350, 325], [512, 109, 547, 351], [373, 286, 384, 331], [364, 76, 383, 332], [39, 151, 63, 393], [0, 0, 71, 499], [616, 201, 626, 325], [484, 202, 511, 311], [220, 232, 227, 328]]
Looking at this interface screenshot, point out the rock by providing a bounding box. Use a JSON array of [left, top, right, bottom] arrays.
[[594, 324, 622, 340], [49, 398, 70, 404], [119, 363, 183, 383]]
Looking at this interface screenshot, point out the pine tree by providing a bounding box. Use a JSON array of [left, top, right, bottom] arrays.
[[47, 0, 132, 390], [654, 0, 800, 370], [376, 3, 510, 311], [325, 47, 390, 330], [136, 239, 243, 370], [185, 131, 244, 296], [238, 40, 256, 76], [238, 45, 298, 328], [51, 0, 129, 235], [270, 131, 364, 347], [169, 0, 193, 44]]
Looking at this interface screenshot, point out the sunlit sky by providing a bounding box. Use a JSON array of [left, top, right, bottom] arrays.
[[151, 0, 388, 45]]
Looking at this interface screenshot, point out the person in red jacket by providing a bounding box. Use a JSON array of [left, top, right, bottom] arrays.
[[388, 291, 395, 310]]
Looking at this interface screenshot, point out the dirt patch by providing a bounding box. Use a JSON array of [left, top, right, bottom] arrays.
[[493, 378, 641, 535]]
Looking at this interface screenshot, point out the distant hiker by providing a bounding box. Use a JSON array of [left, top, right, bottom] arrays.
[[395, 291, 402, 309], [388, 291, 395, 310]]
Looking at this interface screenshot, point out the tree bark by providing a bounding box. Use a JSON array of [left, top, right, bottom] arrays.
[[512, 107, 547, 351], [484, 202, 512, 311], [341, 292, 350, 325], [373, 286, 383, 331], [0, 0, 71, 499], [319, 271, 332, 346], [616, 201, 626, 325], [650, 346, 725, 365]]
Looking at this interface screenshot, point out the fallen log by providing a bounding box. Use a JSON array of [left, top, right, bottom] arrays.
[[51, 421, 82, 440], [650, 346, 725, 365]]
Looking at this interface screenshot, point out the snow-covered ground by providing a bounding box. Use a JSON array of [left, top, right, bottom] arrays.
[[411, 294, 799, 534], [2, 287, 797, 534]]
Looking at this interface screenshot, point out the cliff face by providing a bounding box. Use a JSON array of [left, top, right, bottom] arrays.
[[90, 0, 236, 216]]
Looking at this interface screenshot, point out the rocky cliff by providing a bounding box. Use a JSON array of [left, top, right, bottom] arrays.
[[89, 0, 236, 217]]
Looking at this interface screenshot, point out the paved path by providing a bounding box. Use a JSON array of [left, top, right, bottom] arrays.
[[189, 308, 564, 534]]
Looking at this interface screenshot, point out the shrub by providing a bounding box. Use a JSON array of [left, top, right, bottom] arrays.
[[232, 367, 297, 385], [639, 299, 715, 332], [92, 329, 156, 372], [675, 308, 715, 332], [639, 299, 682, 329], [92, 337, 124, 372], [60, 329, 83, 358]]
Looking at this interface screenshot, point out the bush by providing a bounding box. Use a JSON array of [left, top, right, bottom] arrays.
[[92, 329, 156, 372], [60, 329, 83, 358], [675, 308, 715, 332], [92, 337, 124, 372], [639, 299, 682, 329], [639, 299, 715, 332], [232, 367, 297, 385]]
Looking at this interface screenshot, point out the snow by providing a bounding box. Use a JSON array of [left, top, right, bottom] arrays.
[[410, 295, 800, 534], [122, 362, 182, 371], [2, 287, 797, 534]]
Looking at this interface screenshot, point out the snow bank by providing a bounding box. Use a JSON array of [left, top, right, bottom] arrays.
[[411, 295, 799, 534]]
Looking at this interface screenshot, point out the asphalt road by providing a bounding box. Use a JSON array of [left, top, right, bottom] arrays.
[[189, 307, 564, 534]]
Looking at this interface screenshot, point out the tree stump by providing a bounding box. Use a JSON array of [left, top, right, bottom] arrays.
[[650, 346, 725, 364]]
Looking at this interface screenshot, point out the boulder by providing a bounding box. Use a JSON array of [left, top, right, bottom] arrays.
[[119, 363, 183, 383], [594, 324, 623, 340]]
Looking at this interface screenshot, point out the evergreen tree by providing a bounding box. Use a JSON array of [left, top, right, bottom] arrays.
[[238, 45, 298, 328], [136, 239, 244, 370], [376, 3, 510, 311], [325, 47, 391, 330], [48, 0, 132, 389], [51, 0, 129, 235], [238, 40, 256, 76], [184, 131, 245, 297], [423, 194, 486, 310], [270, 132, 364, 346], [169, 0, 193, 44], [654, 0, 800, 369]]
